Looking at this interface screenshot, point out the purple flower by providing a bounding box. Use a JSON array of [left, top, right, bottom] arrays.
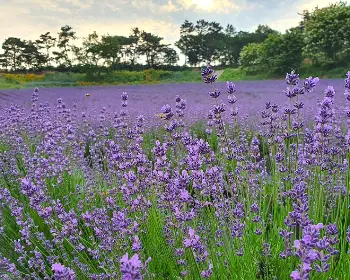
[[201, 65, 218, 84], [208, 89, 221, 99], [184, 227, 200, 248], [121, 92, 128, 101], [52, 263, 76, 280], [286, 71, 299, 85], [303, 76, 319, 92], [290, 270, 300, 280], [120, 253, 142, 280], [345, 71, 350, 90], [226, 81, 236, 94], [132, 236, 142, 252], [52, 263, 65, 273], [228, 94, 237, 104], [326, 223, 338, 236]]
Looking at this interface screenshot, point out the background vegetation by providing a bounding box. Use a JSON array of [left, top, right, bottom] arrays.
[[0, 1, 350, 89]]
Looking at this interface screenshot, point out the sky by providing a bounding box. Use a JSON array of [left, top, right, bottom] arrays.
[[0, 0, 347, 48]]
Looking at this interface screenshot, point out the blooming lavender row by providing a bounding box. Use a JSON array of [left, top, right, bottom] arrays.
[[0, 69, 349, 279]]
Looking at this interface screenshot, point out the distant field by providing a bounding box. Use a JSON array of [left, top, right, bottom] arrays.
[[1, 67, 349, 90], [0, 79, 347, 125], [0, 70, 203, 89]]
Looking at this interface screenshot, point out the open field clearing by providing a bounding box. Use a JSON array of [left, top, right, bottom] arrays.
[[0, 68, 350, 280]]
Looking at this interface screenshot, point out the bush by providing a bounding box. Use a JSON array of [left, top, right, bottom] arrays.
[[3, 73, 45, 84], [43, 72, 85, 83], [219, 68, 269, 81]]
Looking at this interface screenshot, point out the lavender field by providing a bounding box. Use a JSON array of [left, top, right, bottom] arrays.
[[0, 68, 350, 280], [0, 79, 348, 125]]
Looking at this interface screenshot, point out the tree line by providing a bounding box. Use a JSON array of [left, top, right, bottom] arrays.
[[0, 26, 179, 74], [1, 1, 349, 76]]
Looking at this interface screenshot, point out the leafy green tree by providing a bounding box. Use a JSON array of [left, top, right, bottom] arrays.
[[233, 26, 276, 65], [125, 27, 141, 65], [219, 24, 238, 66], [72, 46, 86, 67], [138, 31, 165, 68], [76, 31, 103, 73], [303, 2, 350, 66], [99, 35, 121, 71], [53, 25, 76, 68], [175, 20, 195, 65], [276, 27, 304, 73], [0, 53, 8, 70], [162, 47, 179, 65], [35, 32, 56, 67], [176, 19, 225, 65], [240, 28, 304, 75], [1, 37, 25, 71], [187, 49, 201, 67], [22, 40, 47, 70], [254, 25, 278, 42], [113, 36, 134, 64], [239, 42, 265, 73]]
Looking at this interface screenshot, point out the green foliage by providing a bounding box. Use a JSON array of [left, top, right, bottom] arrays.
[[99, 35, 122, 70], [299, 64, 350, 78], [175, 20, 277, 67], [218, 68, 269, 81], [0, 76, 22, 89], [303, 1, 350, 67], [35, 32, 56, 67], [239, 28, 303, 75], [175, 20, 226, 66], [1, 37, 26, 71], [53, 25, 76, 68], [0, 70, 203, 89], [43, 72, 85, 83], [264, 28, 304, 74], [88, 70, 145, 84], [238, 43, 265, 74]]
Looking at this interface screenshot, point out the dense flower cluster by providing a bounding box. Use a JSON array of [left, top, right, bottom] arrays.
[[0, 68, 349, 280]]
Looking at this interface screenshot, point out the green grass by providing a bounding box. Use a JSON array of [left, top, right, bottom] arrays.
[[299, 65, 350, 79], [0, 70, 204, 89], [219, 65, 350, 81], [0, 76, 23, 89], [218, 68, 271, 81], [1, 65, 349, 90]]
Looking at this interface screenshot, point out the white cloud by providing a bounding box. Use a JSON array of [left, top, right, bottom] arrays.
[[1, 0, 349, 50], [176, 0, 240, 13], [64, 0, 93, 9], [74, 19, 180, 45], [266, 17, 301, 32], [12, 0, 73, 13]]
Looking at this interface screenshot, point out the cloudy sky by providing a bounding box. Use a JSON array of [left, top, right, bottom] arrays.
[[0, 0, 347, 47]]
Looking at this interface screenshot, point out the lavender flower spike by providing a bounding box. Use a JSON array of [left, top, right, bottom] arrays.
[[286, 70, 300, 86], [120, 253, 143, 280], [226, 81, 236, 94], [345, 71, 350, 94], [52, 263, 76, 280], [201, 64, 218, 84], [303, 76, 320, 92]]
